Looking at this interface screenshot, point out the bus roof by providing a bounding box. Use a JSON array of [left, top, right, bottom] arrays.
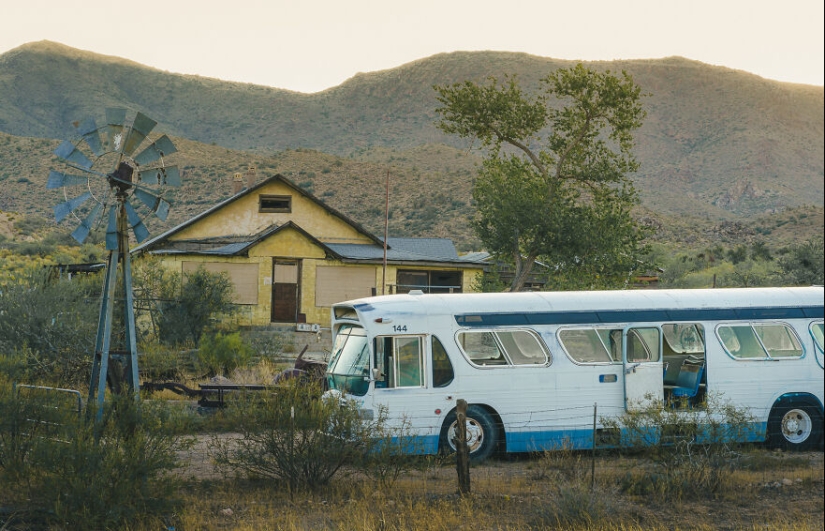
[[335, 287, 824, 326]]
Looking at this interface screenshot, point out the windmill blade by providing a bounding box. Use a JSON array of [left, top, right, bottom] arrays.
[[134, 135, 177, 166], [122, 112, 157, 156], [54, 192, 91, 223], [124, 200, 150, 242], [133, 188, 170, 221], [71, 202, 104, 244], [138, 165, 181, 187], [105, 108, 128, 152], [54, 140, 93, 170], [47, 170, 88, 189], [105, 205, 118, 250], [74, 117, 104, 157]]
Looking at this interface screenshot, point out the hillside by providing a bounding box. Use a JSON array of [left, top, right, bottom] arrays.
[[0, 41, 822, 250]]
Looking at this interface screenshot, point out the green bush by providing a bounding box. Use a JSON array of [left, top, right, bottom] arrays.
[[0, 269, 100, 385], [210, 381, 384, 495], [133, 260, 236, 345], [0, 390, 187, 529], [601, 393, 756, 500], [197, 331, 253, 377]]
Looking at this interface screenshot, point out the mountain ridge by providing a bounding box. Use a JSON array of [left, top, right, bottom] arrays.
[[0, 42, 822, 250]]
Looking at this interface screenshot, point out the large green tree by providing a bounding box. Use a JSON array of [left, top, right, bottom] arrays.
[[435, 64, 648, 291]]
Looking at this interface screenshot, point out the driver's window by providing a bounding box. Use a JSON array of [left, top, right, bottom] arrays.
[[396, 337, 424, 387], [374, 336, 424, 388]]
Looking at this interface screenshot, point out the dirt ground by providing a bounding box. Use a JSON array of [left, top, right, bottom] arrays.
[[173, 434, 824, 530]]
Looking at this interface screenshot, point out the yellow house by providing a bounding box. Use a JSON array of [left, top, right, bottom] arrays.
[[133, 175, 484, 327]]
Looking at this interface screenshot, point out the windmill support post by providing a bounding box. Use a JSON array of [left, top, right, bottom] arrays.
[[89, 198, 141, 418]]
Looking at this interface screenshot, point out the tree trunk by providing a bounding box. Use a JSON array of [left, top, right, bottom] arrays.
[[508, 253, 538, 292]]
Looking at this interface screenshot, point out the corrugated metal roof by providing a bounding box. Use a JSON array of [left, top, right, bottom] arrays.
[[152, 242, 253, 256], [327, 237, 466, 263]]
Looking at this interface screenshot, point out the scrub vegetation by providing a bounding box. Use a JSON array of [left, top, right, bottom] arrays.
[[1, 374, 822, 530]]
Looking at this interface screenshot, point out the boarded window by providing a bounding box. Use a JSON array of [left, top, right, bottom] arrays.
[[182, 262, 258, 305], [315, 266, 375, 306]]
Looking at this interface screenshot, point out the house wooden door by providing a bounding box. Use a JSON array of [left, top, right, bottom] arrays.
[[272, 260, 300, 322]]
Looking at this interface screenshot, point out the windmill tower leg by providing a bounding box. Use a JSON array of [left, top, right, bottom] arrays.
[[88, 201, 141, 418]]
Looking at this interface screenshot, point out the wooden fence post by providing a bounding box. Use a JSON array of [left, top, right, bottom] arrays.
[[454, 399, 471, 495]]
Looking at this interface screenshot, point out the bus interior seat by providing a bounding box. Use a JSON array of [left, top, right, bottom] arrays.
[[671, 359, 704, 401], [663, 354, 705, 386]]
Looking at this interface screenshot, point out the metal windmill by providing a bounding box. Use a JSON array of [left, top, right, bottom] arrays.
[[47, 108, 180, 415]]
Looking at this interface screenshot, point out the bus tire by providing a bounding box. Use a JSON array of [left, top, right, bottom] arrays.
[[767, 403, 822, 451], [440, 405, 498, 463]]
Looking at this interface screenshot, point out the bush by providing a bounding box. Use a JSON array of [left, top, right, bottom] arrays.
[[210, 381, 384, 495], [197, 331, 253, 377], [0, 269, 100, 385], [0, 390, 187, 529], [133, 259, 237, 345], [601, 393, 756, 500]]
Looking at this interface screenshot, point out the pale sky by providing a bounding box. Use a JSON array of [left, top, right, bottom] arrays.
[[2, 0, 822, 93]]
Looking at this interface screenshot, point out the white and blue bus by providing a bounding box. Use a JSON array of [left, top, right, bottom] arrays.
[[325, 287, 824, 460]]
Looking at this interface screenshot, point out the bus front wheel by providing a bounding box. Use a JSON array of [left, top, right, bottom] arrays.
[[767, 403, 821, 451], [440, 405, 498, 463]]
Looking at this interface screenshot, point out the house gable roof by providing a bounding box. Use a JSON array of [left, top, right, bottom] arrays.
[[133, 174, 481, 269], [133, 174, 382, 254]]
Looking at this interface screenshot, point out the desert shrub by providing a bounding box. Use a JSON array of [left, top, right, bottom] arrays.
[[210, 381, 384, 495], [134, 259, 236, 345], [197, 331, 253, 377], [357, 413, 430, 488], [0, 390, 186, 529], [533, 482, 616, 529], [602, 393, 756, 500], [241, 326, 287, 361], [0, 269, 100, 385]]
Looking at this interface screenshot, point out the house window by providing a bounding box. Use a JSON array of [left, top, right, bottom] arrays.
[[259, 195, 291, 213], [395, 270, 462, 294]]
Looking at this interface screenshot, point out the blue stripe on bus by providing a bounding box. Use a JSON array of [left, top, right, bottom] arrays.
[[455, 306, 825, 327]]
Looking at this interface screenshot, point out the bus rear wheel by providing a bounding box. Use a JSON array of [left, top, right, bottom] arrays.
[[768, 404, 821, 450], [440, 405, 498, 463]]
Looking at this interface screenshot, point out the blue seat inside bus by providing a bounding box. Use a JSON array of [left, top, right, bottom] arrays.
[[671, 359, 704, 400]]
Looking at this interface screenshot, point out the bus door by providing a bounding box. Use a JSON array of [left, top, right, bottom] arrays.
[[371, 335, 441, 453], [622, 326, 664, 411]]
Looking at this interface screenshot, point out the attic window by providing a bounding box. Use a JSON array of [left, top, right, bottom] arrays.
[[259, 194, 291, 213]]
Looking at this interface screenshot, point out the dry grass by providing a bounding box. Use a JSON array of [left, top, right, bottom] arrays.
[[158, 443, 824, 531]]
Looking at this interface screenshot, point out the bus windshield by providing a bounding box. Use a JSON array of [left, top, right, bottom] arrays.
[[327, 324, 370, 396]]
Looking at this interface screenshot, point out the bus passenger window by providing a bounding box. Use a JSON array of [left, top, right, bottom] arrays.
[[559, 329, 613, 363], [432, 336, 454, 387], [718, 323, 803, 360], [662, 324, 705, 354], [718, 325, 765, 359], [811, 323, 824, 352], [458, 331, 506, 365], [812, 323, 824, 369], [754, 324, 803, 359], [497, 331, 548, 365], [457, 330, 548, 367]]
